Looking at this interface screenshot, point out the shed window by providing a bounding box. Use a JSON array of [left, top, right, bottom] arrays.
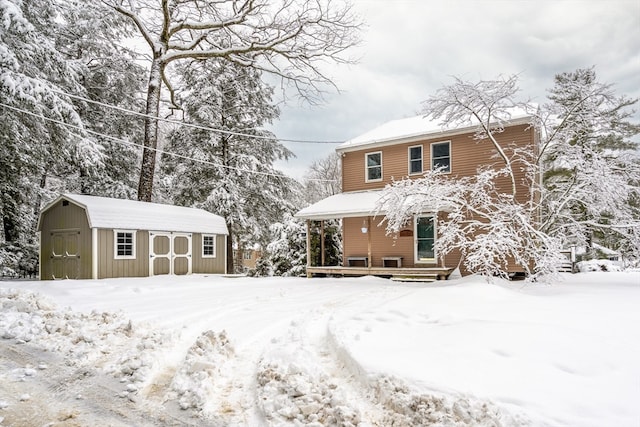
[[431, 141, 451, 172], [114, 230, 136, 259], [409, 145, 423, 174], [366, 151, 382, 182], [243, 251, 252, 260], [203, 235, 216, 258]]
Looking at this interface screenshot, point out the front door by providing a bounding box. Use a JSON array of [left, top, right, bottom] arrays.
[[415, 215, 436, 263], [50, 230, 80, 279], [149, 232, 192, 276]]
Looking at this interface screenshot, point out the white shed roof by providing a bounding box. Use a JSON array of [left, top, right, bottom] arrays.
[[295, 190, 386, 220], [39, 194, 228, 235]]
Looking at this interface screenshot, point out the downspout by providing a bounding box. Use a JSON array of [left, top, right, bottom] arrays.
[[91, 228, 98, 279]]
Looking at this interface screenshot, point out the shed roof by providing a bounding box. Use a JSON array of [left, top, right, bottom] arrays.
[[38, 194, 228, 235]]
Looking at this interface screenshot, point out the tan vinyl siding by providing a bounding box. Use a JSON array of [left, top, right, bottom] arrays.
[[39, 201, 92, 280], [192, 234, 226, 274], [343, 214, 453, 269], [342, 124, 535, 194], [97, 229, 149, 279]]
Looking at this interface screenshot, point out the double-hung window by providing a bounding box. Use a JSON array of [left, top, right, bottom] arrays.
[[365, 151, 382, 182], [408, 145, 423, 175], [114, 230, 136, 259], [431, 141, 451, 172], [202, 235, 216, 258]]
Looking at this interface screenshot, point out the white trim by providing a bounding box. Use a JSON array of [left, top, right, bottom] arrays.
[[414, 214, 437, 263], [38, 231, 42, 279], [365, 151, 383, 182], [224, 235, 228, 274], [202, 234, 217, 258], [408, 144, 423, 175], [430, 140, 451, 173], [113, 229, 136, 259], [91, 228, 98, 279]]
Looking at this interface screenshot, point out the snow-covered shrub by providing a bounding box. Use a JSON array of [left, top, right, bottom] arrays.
[[266, 213, 307, 277]]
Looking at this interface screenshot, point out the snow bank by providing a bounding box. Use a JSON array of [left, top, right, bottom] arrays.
[[2, 273, 638, 426]]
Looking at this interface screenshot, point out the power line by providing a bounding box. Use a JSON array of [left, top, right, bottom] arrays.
[[48, 88, 344, 144], [0, 101, 338, 183]]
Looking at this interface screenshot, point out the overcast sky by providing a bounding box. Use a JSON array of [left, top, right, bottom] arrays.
[[271, 0, 640, 179]]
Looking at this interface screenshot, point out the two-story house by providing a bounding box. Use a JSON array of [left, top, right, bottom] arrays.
[[295, 112, 537, 279]]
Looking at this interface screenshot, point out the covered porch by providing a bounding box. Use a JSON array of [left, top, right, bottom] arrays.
[[295, 190, 455, 280]]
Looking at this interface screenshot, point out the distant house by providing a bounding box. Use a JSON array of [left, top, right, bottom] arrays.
[[296, 113, 537, 279], [37, 194, 228, 280], [233, 248, 263, 271]]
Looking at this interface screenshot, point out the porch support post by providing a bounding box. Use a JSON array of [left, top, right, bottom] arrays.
[[367, 216, 372, 268], [306, 220, 312, 278], [320, 220, 325, 267]]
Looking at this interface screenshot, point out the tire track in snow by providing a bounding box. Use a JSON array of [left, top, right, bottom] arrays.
[[0, 341, 210, 426]]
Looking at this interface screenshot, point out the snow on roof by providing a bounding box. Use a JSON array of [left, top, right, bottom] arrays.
[[338, 109, 533, 152], [40, 194, 228, 235], [295, 190, 386, 220]]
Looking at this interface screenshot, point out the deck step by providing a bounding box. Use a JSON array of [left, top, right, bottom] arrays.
[[391, 274, 437, 282]]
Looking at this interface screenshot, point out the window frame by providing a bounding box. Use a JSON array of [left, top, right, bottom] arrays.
[[114, 230, 136, 260], [431, 141, 451, 173], [408, 144, 423, 175], [414, 214, 437, 263], [365, 151, 383, 182], [202, 234, 217, 258]]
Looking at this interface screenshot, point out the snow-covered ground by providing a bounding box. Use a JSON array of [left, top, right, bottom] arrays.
[[0, 271, 638, 426]]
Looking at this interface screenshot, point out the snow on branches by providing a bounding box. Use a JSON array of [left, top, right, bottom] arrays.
[[380, 69, 639, 279]]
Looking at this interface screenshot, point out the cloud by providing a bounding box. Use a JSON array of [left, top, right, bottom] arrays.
[[273, 0, 640, 179]]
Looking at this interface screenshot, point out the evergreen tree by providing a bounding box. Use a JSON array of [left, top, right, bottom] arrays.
[[0, 0, 146, 275], [160, 60, 296, 273], [541, 67, 640, 257]]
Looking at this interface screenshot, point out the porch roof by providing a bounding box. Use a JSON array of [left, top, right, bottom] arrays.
[[295, 190, 386, 220]]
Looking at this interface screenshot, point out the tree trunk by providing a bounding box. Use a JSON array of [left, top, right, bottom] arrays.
[[226, 224, 234, 274], [137, 58, 163, 202]]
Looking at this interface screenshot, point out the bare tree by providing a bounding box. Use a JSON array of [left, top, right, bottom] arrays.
[[102, 0, 361, 201], [303, 151, 342, 203], [381, 70, 639, 279]]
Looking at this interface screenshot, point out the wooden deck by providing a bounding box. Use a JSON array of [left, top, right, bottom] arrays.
[[306, 265, 454, 280]]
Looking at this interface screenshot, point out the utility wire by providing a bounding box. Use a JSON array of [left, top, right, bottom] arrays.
[[48, 88, 344, 144], [0, 101, 339, 183]]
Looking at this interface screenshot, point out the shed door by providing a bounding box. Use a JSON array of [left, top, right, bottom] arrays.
[[149, 232, 192, 276], [50, 230, 80, 279]]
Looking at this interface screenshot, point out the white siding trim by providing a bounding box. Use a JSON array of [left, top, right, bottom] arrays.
[[91, 228, 98, 279]]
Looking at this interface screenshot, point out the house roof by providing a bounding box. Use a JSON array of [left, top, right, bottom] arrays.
[[337, 109, 534, 152], [38, 194, 229, 235]]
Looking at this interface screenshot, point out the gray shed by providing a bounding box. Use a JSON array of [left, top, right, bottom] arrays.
[[37, 194, 228, 280]]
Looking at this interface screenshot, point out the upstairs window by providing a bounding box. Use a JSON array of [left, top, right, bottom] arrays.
[[431, 141, 451, 172], [114, 230, 136, 259], [202, 235, 216, 258], [366, 151, 382, 182], [409, 145, 423, 175]]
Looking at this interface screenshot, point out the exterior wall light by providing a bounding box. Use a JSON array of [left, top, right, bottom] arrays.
[[361, 219, 368, 234]]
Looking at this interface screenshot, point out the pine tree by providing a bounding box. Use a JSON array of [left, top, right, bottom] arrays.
[[160, 60, 296, 273], [541, 67, 640, 258]]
